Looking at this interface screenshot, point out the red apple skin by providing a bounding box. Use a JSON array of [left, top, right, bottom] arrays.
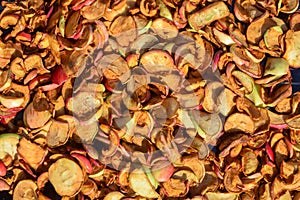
[[152, 163, 174, 182], [0, 160, 7, 177]]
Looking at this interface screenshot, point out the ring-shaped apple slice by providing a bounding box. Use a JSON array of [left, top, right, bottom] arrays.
[[48, 158, 84, 197]]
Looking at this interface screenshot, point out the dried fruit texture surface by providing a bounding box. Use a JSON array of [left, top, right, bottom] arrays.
[[0, 0, 299, 199]]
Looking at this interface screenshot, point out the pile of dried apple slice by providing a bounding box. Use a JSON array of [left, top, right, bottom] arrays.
[[0, 0, 299, 199]]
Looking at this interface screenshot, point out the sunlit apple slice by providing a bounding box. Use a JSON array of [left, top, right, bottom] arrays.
[[283, 30, 300, 68], [48, 158, 84, 197], [23, 103, 52, 129], [224, 113, 255, 134], [0, 95, 24, 109], [17, 137, 47, 170], [205, 192, 238, 200], [129, 168, 159, 198], [188, 2, 230, 31], [280, 0, 299, 13], [47, 120, 69, 148], [103, 191, 125, 200], [13, 179, 38, 200], [140, 49, 175, 73], [0, 133, 20, 162], [151, 18, 178, 39]]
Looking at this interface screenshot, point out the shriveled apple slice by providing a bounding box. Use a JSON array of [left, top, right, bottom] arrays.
[[246, 12, 277, 45], [280, 0, 299, 13], [17, 137, 47, 170], [283, 30, 300, 68], [202, 81, 224, 113], [140, 0, 158, 17], [188, 1, 230, 31], [151, 18, 178, 39], [224, 113, 255, 134], [47, 120, 69, 148], [23, 103, 52, 129], [0, 95, 24, 109], [103, 191, 125, 200], [285, 115, 300, 130], [263, 26, 283, 49], [289, 12, 300, 31], [109, 15, 137, 46], [205, 192, 238, 200], [129, 168, 159, 198], [13, 179, 38, 200], [0, 133, 20, 161], [140, 49, 175, 73], [48, 158, 84, 197]]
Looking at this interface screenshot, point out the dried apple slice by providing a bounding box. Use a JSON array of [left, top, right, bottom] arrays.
[[205, 192, 238, 200], [98, 53, 129, 80], [23, 103, 52, 129], [81, 0, 106, 20], [230, 45, 262, 78], [285, 114, 300, 130], [263, 57, 289, 83], [0, 133, 20, 161], [74, 119, 99, 143], [234, 0, 263, 22], [217, 88, 236, 116], [48, 158, 84, 197], [289, 11, 300, 31], [182, 155, 205, 182], [162, 178, 187, 197], [246, 12, 277, 45], [263, 26, 283, 49], [188, 2, 230, 31], [151, 18, 178, 39], [140, 49, 175, 73], [202, 81, 224, 113], [129, 168, 159, 198], [65, 11, 81, 38], [130, 34, 159, 53], [0, 95, 24, 109], [280, 0, 299, 13], [24, 55, 50, 74], [47, 120, 69, 148], [67, 91, 102, 120], [224, 167, 243, 193], [13, 179, 38, 200], [140, 0, 158, 17], [109, 15, 137, 47], [151, 161, 174, 182], [17, 137, 47, 170], [224, 113, 255, 134], [283, 30, 300, 68], [241, 148, 259, 175], [103, 191, 125, 200]]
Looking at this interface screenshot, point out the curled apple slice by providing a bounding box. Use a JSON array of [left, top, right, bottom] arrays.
[[140, 49, 175, 73], [17, 137, 47, 170], [283, 30, 300, 68], [188, 2, 230, 31], [280, 0, 299, 13], [47, 120, 69, 148], [140, 0, 158, 17], [151, 18, 178, 39], [103, 191, 125, 200], [13, 179, 38, 200], [0, 95, 24, 109], [246, 12, 277, 45], [129, 168, 159, 198], [224, 113, 255, 134], [48, 158, 84, 197], [205, 192, 238, 200], [23, 103, 52, 129]]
